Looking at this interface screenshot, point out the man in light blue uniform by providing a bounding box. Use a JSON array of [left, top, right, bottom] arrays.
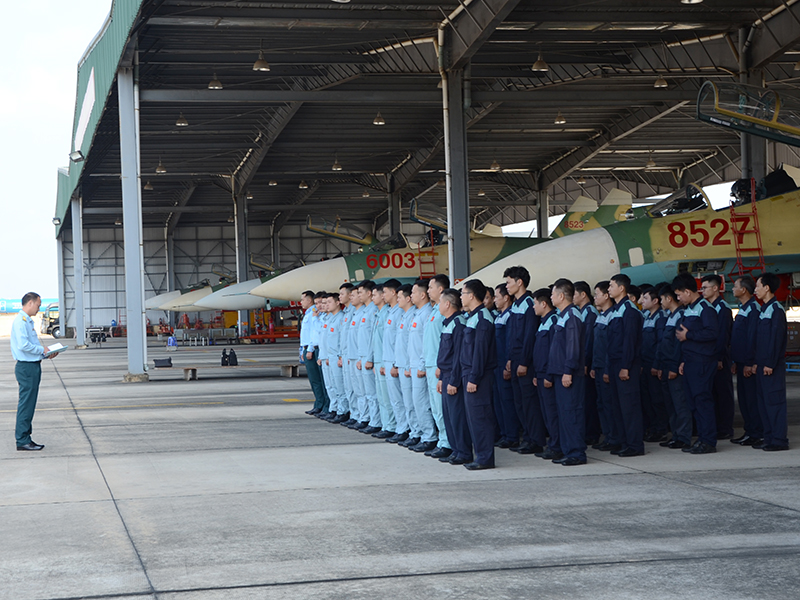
[[383, 280, 409, 443], [332, 283, 355, 424], [312, 293, 332, 416], [356, 280, 381, 434], [320, 293, 346, 421], [425, 274, 451, 459], [408, 280, 437, 453], [300, 291, 328, 412], [12, 292, 52, 451], [371, 285, 396, 438], [346, 289, 366, 428], [395, 284, 420, 448]]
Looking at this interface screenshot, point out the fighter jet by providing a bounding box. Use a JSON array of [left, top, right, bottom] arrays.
[[249, 189, 636, 301], [192, 273, 281, 311], [145, 280, 212, 311], [465, 171, 800, 289]]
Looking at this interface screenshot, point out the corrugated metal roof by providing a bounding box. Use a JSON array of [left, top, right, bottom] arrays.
[[55, 0, 145, 235]]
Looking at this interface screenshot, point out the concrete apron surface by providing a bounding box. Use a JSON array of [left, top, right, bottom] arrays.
[[1, 338, 799, 600]]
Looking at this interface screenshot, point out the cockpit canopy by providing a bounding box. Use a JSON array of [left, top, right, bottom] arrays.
[[647, 183, 710, 218]]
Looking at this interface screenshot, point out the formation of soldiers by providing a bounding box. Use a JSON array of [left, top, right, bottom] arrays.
[[298, 267, 790, 469]]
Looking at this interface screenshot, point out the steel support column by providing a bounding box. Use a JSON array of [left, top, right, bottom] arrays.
[[739, 27, 767, 183], [165, 228, 176, 328], [388, 190, 401, 236], [234, 193, 250, 335], [443, 68, 471, 281], [536, 190, 549, 239], [118, 67, 148, 381], [56, 233, 66, 339], [271, 225, 281, 268], [70, 198, 86, 346]]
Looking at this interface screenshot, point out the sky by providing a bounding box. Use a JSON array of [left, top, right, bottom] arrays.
[[0, 0, 112, 301]]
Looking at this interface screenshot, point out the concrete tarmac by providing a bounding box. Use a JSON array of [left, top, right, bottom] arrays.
[[1, 338, 799, 600]]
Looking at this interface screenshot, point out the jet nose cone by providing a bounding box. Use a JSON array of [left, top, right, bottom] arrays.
[[250, 258, 351, 301]]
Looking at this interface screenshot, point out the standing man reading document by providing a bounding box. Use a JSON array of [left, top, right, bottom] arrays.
[[12, 292, 55, 451]]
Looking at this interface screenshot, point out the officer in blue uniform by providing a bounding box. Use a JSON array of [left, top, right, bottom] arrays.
[[674, 272, 719, 454], [503, 266, 546, 454], [437, 289, 472, 465], [589, 281, 620, 452], [574, 281, 601, 445], [370, 285, 396, 439], [532, 288, 561, 460], [331, 283, 355, 423], [12, 292, 53, 451], [655, 283, 692, 449], [320, 293, 346, 421], [345, 286, 366, 429], [493, 284, 521, 448], [425, 274, 452, 459], [701, 274, 735, 440], [356, 280, 381, 434], [606, 274, 645, 457], [548, 279, 587, 466], [299, 290, 328, 413], [753, 273, 789, 451], [459, 280, 498, 470], [313, 293, 332, 416], [730, 276, 762, 446], [640, 285, 668, 442], [382, 279, 409, 443], [395, 284, 420, 448], [408, 280, 437, 453]]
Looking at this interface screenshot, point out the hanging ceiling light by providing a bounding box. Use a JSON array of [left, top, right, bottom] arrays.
[[143, 181, 154, 190], [362, 189, 370, 198], [269, 180, 278, 186], [246, 191, 253, 200], [332, 155, 343, 171], [490, 159, 501, 172], [794, 60, 800, 71], [554, 111, 567, 125], [208, 73, 223, 90], [298, 180, 309, 189], [576, 176, 586, 185], [155, 159, 167, 174], [373, 112, 386, 126], [114, 217, 122, 226], [477, 189, 486, 197], [646, 153, 657, 169], [175, 113, 189, 127], [531, 52, 549, 72], [252, 50, 271, 72], [680, 0, 703, 4], [227, 214, 235, 223], [436, 178, 446, 187], [331, 0, 351, 3], [653, 75, 668, 89]]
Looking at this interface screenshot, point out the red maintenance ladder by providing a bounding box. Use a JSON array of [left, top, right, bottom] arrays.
[[417, 229, 438, 278], [729, 178, 766, 278]]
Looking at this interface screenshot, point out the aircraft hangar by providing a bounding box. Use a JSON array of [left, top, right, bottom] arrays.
[[54, 0, 800, 379]]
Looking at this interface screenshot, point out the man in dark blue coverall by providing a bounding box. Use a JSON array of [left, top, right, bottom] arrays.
[[606, 274, 645, 457], [701, 274, 735, 440], [549, 279, 587, 466], [532, 288, 561, 460], [674, 272, 719, 454], [503, 266, 545, 455], [753, 273, 789, 451], [436, 289, 472, 465], [730, 276, 763, 446], [460, 280, 498, 470]]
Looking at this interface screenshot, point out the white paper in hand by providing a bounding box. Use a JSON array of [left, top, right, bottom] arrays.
[[44, 343, 67, 358]]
